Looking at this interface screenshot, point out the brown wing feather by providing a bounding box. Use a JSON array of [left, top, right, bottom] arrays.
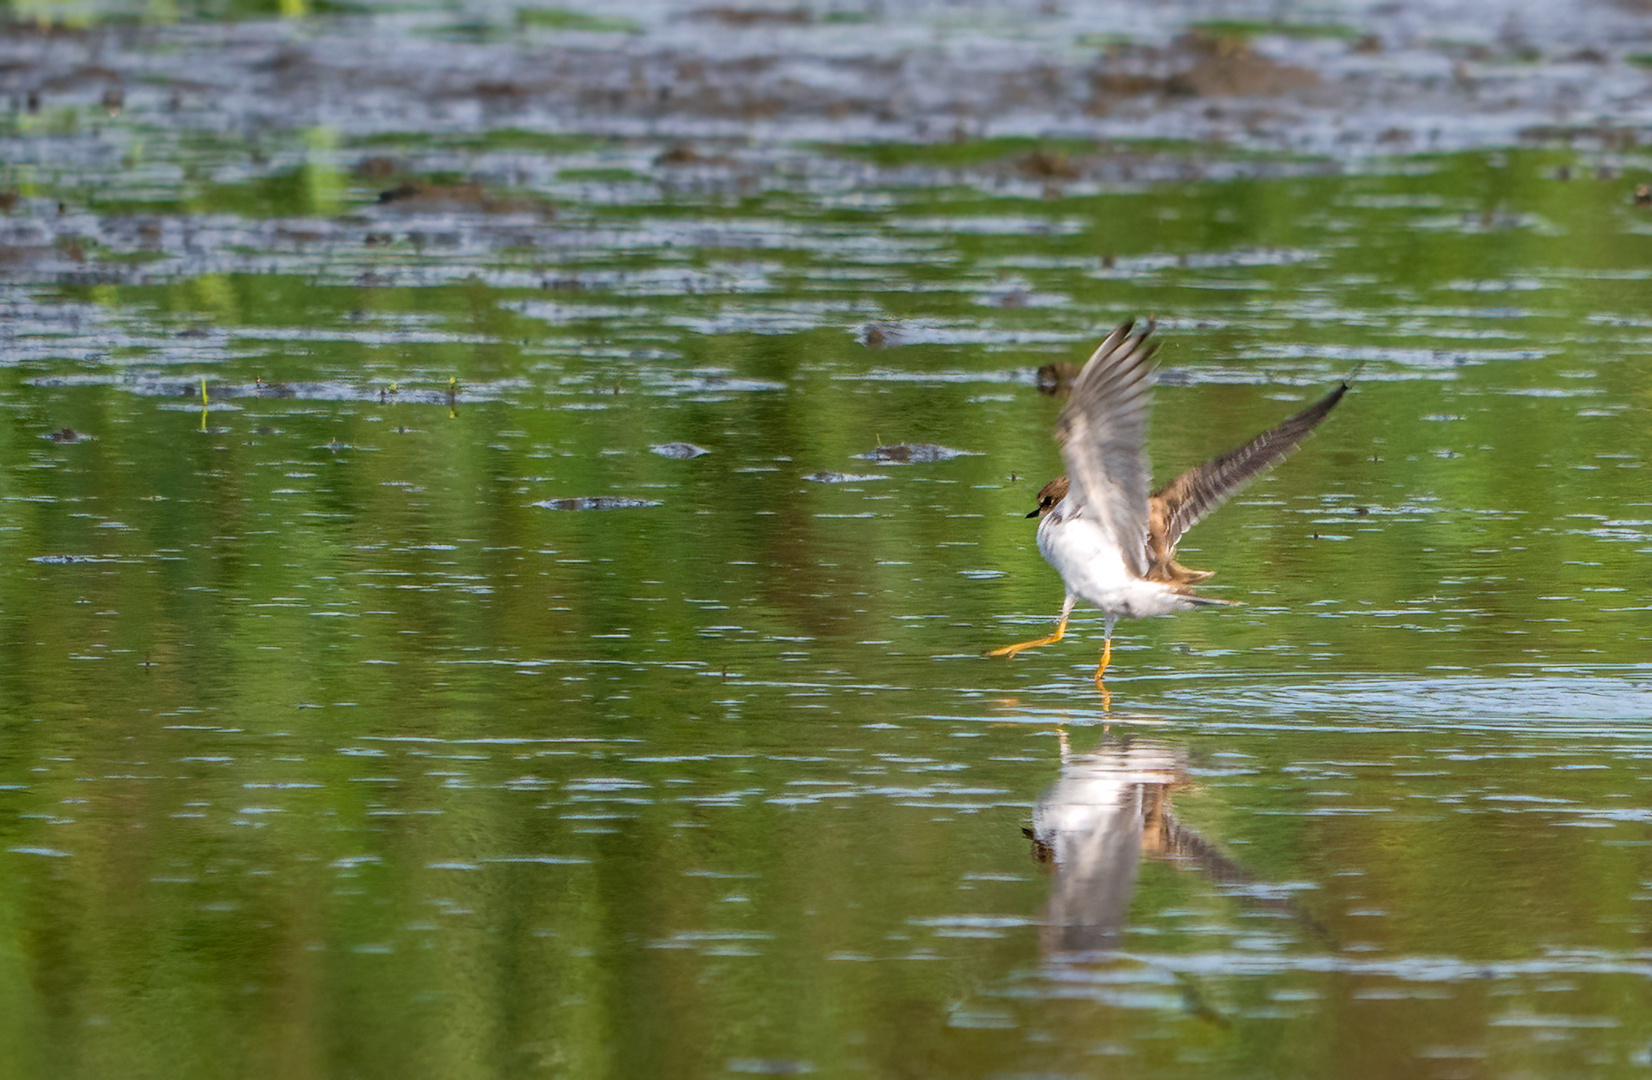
[[1148, 379, 1350, 570]]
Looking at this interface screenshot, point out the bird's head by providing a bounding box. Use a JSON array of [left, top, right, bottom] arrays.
[[1026, 476, 1069, 519]]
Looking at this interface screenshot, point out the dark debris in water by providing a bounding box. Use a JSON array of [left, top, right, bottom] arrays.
[[374, 181, 552, 217], [859, 322, 899, 348], [1035, 362, 1079, 396], [44, 428, 92, 443], [857, 443, 970, 464], [535, 496, 663, 511], [803, 472, 891, 484], [652, 442, 710, 459], [653, 142, 738, 168]]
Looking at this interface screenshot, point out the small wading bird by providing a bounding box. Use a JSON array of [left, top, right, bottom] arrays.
[[989, 319, 1351, 689]]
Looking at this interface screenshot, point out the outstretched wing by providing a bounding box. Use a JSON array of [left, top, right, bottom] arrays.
[[1151, 378, 1349, 552], [1055, 319, 1159, 578]]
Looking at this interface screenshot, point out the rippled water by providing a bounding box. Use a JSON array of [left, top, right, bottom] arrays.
[[4, 0, 1652, 1077]]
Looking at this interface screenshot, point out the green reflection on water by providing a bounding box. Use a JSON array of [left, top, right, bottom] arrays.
[[3, 137, 1652, 1079]]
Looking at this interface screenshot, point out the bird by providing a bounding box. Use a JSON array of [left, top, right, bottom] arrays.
[[988, 319, 1351, 689]]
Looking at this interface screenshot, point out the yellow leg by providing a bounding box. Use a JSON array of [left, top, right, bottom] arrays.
[[986, 616, 1067, 659], [1093, 637, 1113, 709]]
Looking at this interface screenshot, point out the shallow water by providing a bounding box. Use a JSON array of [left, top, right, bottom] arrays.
[[4, 1, 1652, 1077]]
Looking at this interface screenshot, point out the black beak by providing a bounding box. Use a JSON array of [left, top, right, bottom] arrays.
[[1025, 507, 1040, 518]]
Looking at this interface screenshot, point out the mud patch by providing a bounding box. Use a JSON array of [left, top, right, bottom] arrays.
[[857, 443, 973, 464], [535, 496, 663, 511], [803, 472, 891, 484], [652, 442, 710, 459], [43, 428, 94, 443]]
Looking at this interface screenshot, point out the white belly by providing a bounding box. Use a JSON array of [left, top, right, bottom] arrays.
[[1036, 512, 1195, 619]]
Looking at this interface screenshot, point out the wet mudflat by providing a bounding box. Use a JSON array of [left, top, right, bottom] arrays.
[[3, 1, 1652, 1077]]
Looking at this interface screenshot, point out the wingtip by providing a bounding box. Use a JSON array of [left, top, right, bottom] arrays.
[[1103, 315, 1157, 345]]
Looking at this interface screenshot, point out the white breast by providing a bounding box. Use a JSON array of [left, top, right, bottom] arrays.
[[1037, 511, 1135, 596], [1036, 508, 1195, 619]]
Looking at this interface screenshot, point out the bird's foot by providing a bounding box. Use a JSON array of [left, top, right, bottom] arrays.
[[1093, 638, 1113, 678], [1092, 638, 1113, 709], [986, 620, 1067, 659]]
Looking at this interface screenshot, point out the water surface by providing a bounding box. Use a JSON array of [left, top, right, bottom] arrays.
[[3, 1, 1652, 1077]]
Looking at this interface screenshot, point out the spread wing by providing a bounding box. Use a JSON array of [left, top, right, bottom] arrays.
[[1151, 378, 1350, 552], [1055, 319, 1159, 578]]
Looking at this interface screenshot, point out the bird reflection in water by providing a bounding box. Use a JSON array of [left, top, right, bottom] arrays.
[[1027, 733, 1326, 959], [1027, 734, 1184, 955]]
